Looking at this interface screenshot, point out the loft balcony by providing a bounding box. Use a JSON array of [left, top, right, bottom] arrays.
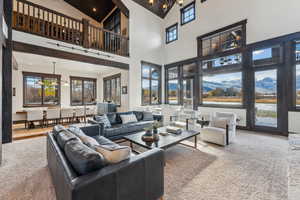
[[12, 0, 129, 57]]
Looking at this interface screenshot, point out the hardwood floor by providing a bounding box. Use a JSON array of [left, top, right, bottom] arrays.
[[12, 124, 62, 141]]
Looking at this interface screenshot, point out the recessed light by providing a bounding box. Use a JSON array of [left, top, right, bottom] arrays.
[[92, 8, 97, 12]]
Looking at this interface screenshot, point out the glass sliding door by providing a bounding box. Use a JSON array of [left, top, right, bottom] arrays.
[[254, 69, 278, 127], [182, 79, 193, 108]]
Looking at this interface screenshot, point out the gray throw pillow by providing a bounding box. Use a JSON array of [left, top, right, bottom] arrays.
[[64, 140, 106, 175], [143, 112, 154, 121], [95, 115, 111, 128]]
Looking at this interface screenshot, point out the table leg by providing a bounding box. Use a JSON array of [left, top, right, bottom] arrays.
[[194, 135, 197, 149]]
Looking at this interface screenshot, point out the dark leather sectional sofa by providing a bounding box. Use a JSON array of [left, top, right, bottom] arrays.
[[88, 111, 162, 140], [47, 123, 165, 200]]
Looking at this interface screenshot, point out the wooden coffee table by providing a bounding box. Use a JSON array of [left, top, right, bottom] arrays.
[[123, 127, 200, 153]]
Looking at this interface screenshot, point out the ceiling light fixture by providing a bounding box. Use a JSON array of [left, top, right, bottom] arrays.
[[92, 7, 97, 12], [149, 0, 185, 12]]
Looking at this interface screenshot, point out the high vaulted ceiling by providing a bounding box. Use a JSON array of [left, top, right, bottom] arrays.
[[64, 0, 116, 22], [64, 0, 175, 21], [131, 0, 176, 18]]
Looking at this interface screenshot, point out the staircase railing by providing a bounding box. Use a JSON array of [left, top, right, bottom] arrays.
[[13, 0, 129, 57]]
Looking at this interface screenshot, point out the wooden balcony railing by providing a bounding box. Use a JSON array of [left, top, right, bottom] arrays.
[[12, 0, 129, 57]]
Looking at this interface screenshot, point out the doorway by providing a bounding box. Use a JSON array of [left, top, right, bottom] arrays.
[[254, 69, 278, 128]]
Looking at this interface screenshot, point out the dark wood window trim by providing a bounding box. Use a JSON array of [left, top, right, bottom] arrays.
[[141, 61, 162, 106], [70, 76, 97, 106], [166, 23, 178, 44], [103, 73, 121, 106], [23, 71, 61, 107], [165, 61, 199, 108], [292, 40, 300, 111], [180, 1, 196, 26], [197, 19, 247, 57]]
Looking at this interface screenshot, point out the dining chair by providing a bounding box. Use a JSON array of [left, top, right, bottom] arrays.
[[26, 109, 44, 129], [45, 109, 61, 127], [60, 108, 75, 124], [74, 107, 85, 123]]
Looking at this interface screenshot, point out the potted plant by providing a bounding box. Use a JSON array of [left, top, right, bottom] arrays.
[[144, 126, 153, 137]]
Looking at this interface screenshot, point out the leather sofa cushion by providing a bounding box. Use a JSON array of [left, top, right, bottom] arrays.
[[106, 113, 117, 125], [56, 130, 81, 150], [143, 112, 154, 121], [52, 125, 66, 139], [105, 121, 153, 137], [133, 111, 144, 121], [69, 126, 99, 147], [64, 140, 106, 175]]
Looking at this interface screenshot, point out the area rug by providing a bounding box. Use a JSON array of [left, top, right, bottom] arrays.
[[0, 130, 288, 200]]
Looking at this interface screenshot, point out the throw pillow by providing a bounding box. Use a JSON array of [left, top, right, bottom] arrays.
[[95, 115, 111, 128], [133, 111, 144, 121], [106, 113, 117, 125], [143, 111, 154, 121], [120, 114, 138, 124], [64, 140, 106, 175], [93, 144, 131, 164]]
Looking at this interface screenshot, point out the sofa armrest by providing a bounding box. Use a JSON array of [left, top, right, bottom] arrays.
[[79, 124, 102, 137], [86, 120, 105, 136], [71, 148, 165, 200]]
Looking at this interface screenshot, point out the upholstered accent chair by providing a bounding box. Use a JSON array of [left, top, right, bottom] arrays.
[[201, 112, 237, 146]]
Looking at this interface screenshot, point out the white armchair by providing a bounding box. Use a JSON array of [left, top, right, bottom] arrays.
[[201, 112, 237, 146]]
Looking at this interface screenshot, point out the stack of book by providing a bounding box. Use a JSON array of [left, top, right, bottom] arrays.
[[166, 126, 182, 135]]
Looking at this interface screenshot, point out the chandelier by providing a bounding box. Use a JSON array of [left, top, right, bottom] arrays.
[[148, 0, 184, 11], [36, 62, 69, 86]]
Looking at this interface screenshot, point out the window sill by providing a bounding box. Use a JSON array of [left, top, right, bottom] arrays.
[[199, 104, 245, 109]]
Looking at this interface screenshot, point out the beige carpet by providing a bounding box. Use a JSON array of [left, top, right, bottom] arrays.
[[0, 130, 288, 200]]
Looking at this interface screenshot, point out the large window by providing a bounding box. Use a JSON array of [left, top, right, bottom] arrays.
[[198, 20, 246, 57], [23, 72, 60, 107], [166, 67, 179, 104], [296, 65, 300, 107], [166, 23, 178, 44], [103, 74, 121, 105], [142, 62, 161, 105], [202, 53, 242, 69], [202, 72, 242, 105], [181, 2, 195, 25], [71, 77, 96, 106], [295, 42, 300, 107], [252, 45, 282, 66]]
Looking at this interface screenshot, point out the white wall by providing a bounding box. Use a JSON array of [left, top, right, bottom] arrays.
[[163, 0, 300, 64], [122, 0, 165, 109]]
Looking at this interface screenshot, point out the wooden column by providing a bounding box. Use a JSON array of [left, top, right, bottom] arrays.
[[82, 19, 90, 49], [2, 0, 13, 144]]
